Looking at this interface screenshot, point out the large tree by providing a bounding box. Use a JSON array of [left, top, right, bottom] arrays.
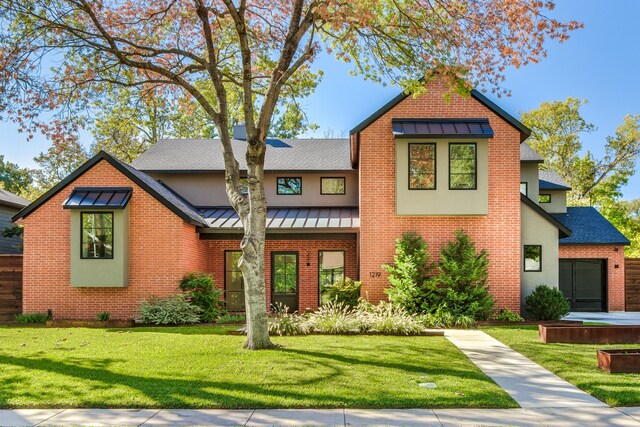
[[0, 155, 32, 198], [0, 0, 579, 349]]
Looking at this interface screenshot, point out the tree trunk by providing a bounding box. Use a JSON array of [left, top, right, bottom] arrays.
[[239, 140, 275, 350]]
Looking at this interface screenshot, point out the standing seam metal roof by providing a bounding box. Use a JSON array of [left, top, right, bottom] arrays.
[[199, 207, 359, 229]]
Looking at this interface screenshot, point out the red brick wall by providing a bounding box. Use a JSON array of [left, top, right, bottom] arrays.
[[205, 239, 358, 311], [558, 245, 626, 311], [358, 79, 522, 311], [20, 160, 208, 320]]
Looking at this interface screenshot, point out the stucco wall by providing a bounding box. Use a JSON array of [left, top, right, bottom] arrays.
[[559, 245, 626, 311], [358, 79, 522, 312], [395, 139, 489, 215], [520, 201, 559, 306], [152, 171, 359, 207], [520, 163, 539, 203], [539, 189, 567, 214]]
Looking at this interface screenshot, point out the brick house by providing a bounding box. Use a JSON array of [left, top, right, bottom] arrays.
[[13, 79, 630, 319]]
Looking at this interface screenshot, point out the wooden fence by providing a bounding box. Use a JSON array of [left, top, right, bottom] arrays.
[[626, 258, 640, 311], [0, 255, 22, 322]]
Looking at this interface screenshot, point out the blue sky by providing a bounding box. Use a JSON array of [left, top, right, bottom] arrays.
[[1, 0, 639, 199]]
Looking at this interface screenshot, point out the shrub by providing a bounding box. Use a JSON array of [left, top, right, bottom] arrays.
[[423, 306, 475, 329], [305, 301, 363, 334], [525, 285, 570, 321], [495, 309, 524, 322], [179, 272, 225, 322], [15, 312, 50, 323], [359, 301, 424, 335], [216, 314, 246, 324], [433, 230, 495, 320], [138, 294, 203, 325], [268, 303, 308, 336], [384, 231, 438, 314], [96, 311, 111, 322], [322, 278, 361, 308]]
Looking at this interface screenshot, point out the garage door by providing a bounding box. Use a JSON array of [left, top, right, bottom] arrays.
[[559, 259, 607, 312]]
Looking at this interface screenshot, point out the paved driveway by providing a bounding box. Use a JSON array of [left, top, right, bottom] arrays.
[[564, 311, 640, 325]]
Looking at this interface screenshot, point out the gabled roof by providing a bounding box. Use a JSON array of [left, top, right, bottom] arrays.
[[520, 142, 544, 163], [539, 170, 571, 190], [131, 138, 353, 172], [392, 119, 494, 139], [552, 207, 630, 246], [0, 189, 30, 209], [12, 151, 207, 227], [521, 193, 571, 238], [350, 88, 531, 142]]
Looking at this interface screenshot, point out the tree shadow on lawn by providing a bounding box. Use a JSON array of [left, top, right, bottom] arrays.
[[0, 344, 507, 409], [106, 326, 236, 335]]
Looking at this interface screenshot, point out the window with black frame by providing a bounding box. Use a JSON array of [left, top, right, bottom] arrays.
[[81, 212, 113, 259], [319, 251, 345, 305], [449, 143, 477, 190], [409, 143, 436, 190], [524, 245, 542, 272], [277, 177, 302, 195]]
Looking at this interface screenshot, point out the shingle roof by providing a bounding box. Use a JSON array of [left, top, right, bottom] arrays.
[[0, 189, 29, 209], [200, 207, 359, 229], [13, 151, 207, 227], [131, 138, 353, 172], [392, 119, 494, 138], [552, 207, 630, 246], [520, 142, 544, 163], [539, 170, 571, 190]]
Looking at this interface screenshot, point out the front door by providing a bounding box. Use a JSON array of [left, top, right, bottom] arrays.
[[224, 251, 245, 311], [559, 259, 607, 312], [271, 252, 298, 312]]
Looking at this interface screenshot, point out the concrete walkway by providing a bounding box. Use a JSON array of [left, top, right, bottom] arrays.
[[564, 311, 640, 325], [444, 329, 606, 408], [1, 407, 640, 426]]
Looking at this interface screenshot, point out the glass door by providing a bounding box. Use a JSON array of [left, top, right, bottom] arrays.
[[271, 252, 298, 312]]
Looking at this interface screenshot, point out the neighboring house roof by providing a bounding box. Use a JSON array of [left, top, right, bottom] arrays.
[[520, 142, 544, 163], [552, 207, 631, 246], [12, 151, 207, 227], [350, 88, 531, 141], [391, 119, 494, 139], [199, 207, 359, 230], [539, 170, 571, 190], [0, 189, 30, 210], [521, 193, 572, 238], [131, 138, 353, 172]]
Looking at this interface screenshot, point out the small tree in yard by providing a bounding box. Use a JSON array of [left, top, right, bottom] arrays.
[[0, 0, 580, 349], [384, 231, 438, 314], [435, 230, 494, 320]]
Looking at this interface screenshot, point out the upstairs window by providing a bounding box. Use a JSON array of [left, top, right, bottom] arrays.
[[539, 194, 551, 203], [81, 212, 113, 259], [449, 143, 477, 190], [321, 177, 346, 195], [277, 177, 302, 195], [520, 182, 528, 196], [409, 143, 436, 190], [524, 245, 542, 272]]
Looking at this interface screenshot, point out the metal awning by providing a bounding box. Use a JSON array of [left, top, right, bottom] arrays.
[[199, 207, 359, 229], [392, 119, 493, 139], [63, 187, 132, 209]]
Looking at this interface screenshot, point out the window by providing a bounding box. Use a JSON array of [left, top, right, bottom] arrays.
[[277, 177, 302, 195], [520, 182, 528, 196], [524, 245, 542, 272], [239, 178, 249, 196], [409, 143, 436, 189], [449, 143, 477, 189], [539, 194, 551, 203], [272, 253, 298, 294], [321, 177, 346, 195], [319, 251, 345, 305], [81, 212, 113, 259]]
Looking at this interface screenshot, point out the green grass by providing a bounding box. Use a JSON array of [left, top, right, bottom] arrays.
[[484, 326, 640, 407], [0, 326, 516, 409]]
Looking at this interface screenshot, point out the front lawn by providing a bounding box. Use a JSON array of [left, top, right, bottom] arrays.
[[0, 326, 516, 409], [484, 326, 640, 407]]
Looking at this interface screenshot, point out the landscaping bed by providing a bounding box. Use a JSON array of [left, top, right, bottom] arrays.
[[539, 324, 640, 344], [0, 325, 516, 409], [484, 325, 640, 407]]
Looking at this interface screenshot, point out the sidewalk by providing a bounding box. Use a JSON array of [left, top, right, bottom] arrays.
[[1, 407, 640, 426]]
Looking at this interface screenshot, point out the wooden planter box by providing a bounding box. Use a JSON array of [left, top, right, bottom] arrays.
[[597, 349, 640, 373], [46, 319, 135, 328], [539, 325, 640, 344]]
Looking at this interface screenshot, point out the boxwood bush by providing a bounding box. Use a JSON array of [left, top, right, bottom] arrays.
[[525, 285, 570, 321]]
